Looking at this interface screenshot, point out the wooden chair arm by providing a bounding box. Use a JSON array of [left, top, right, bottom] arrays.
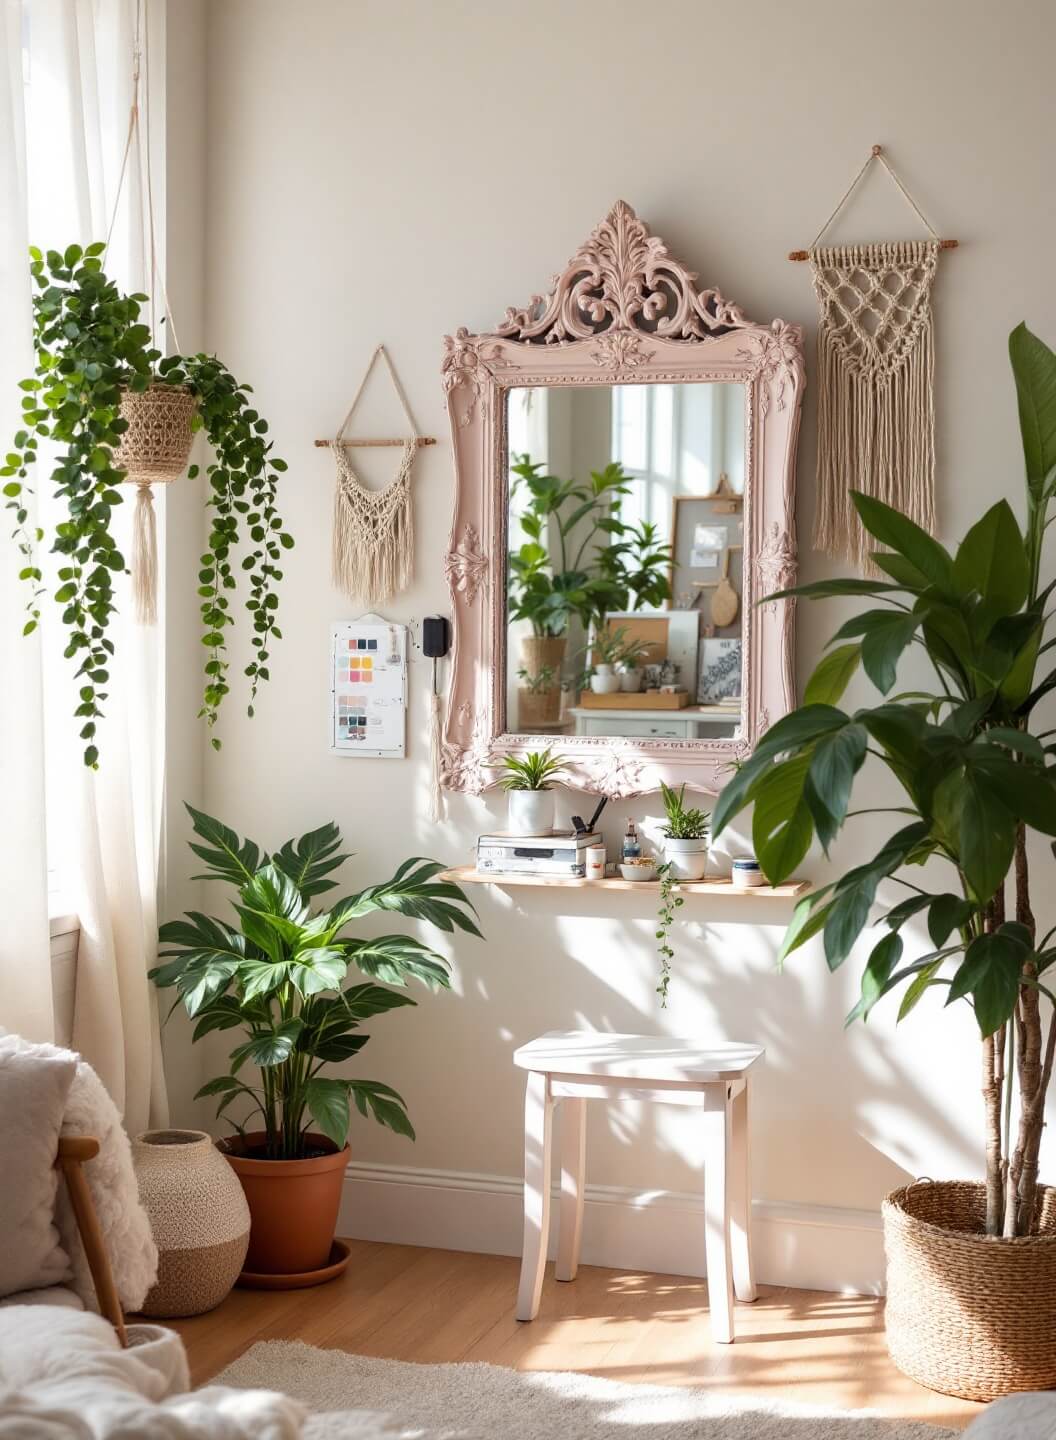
[[55, 1134, 127, 1346]]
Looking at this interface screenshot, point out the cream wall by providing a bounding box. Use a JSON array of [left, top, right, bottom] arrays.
[[162, 0, 1056, 1283]]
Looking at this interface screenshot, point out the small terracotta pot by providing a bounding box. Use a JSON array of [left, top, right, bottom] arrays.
[[218, 1131, 349, 1278]]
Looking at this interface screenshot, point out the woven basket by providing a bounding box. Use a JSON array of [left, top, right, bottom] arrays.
[[113, 383, 197, 484], [883, 1180, 1056, 1401]]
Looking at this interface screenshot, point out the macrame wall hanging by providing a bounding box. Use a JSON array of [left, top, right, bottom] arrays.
[[316, 347, 435, 604], [790, 145, 959, 569]]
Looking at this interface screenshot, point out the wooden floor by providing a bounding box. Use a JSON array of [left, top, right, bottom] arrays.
[[170, 1240, 983, 1432]]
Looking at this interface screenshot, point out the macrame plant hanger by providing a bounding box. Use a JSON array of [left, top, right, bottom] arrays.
[[789, 145, 958, 571], [324, 346, 431, 605], [107, 0, 189, 624]]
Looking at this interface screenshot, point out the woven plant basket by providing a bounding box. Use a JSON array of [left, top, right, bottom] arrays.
[[113, 382, 197, 483], [883, 1180, 1056, 1401], [518, 685, 560, 728]]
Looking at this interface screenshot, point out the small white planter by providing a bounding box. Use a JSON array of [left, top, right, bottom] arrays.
[[663, 836, 709, 881], [508, 789, 555, 836], [590, 664, 622, 695], [618, 667, 643, 693]]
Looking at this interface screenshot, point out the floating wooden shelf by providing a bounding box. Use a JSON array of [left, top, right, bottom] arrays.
[[441, 865, 808, 898]]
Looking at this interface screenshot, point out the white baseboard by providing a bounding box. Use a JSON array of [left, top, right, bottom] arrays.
[[338, 1161, 885, 1296]]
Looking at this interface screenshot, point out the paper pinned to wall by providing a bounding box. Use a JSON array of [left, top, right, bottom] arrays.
[[330, 616, 407, 758]]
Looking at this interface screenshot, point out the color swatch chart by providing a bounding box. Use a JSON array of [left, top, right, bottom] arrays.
[[330, 618, 407, 758]]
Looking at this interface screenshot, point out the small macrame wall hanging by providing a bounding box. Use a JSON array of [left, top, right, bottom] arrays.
[[790, 145, 958, 569], [318, 346, 435, 604]]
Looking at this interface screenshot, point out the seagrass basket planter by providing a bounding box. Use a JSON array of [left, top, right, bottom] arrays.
[[113, 382, 197, 483], [883, 1180, 1056, 1401]]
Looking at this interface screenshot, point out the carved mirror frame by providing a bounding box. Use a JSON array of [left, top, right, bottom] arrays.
[[440, 200, 805, 799]]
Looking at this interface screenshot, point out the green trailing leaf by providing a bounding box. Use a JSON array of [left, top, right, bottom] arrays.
[[846, 932, 904, 1025]]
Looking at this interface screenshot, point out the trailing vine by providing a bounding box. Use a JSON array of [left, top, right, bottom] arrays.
[[2, 244, 291, 764], [654, 861, 683, 1007]]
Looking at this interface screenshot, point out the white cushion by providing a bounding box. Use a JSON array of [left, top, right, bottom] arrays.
[[0, 1043, 76, 1297], [963, 1393, 1056, 1438]]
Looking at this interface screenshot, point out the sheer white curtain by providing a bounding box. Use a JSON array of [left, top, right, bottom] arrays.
[[0, 0, 52, 1041], [3, 0, 168, 1130]]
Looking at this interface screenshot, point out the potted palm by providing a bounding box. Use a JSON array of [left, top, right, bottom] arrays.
[[659, 782, 710, 880], [712, 323, 1056, 1402], [151, 806, 479, 1286], [2, 245, 291, 766], [491, 748, 568, 835]]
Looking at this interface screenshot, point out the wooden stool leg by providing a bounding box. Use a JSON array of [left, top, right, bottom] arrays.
[[556, 1097, 586, 1282], [516, 1070, 554, 1321], [703, 1085, 734, 1344], [729, 1078, 757, 1302]]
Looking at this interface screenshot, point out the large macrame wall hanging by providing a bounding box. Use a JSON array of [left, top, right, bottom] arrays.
[[790, 145, 959, 569], [319, 346, 435, 605]]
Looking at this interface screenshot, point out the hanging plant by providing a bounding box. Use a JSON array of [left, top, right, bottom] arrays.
[[1, 243, 292, 765]]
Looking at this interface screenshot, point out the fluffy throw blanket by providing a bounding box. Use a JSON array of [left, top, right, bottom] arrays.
[[0, 1306, 304, 1438], [0, 1033, 158, 1312]]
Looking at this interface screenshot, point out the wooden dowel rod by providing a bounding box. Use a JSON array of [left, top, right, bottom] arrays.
[[314, 437, 437, 448], [788, 238, 959, 261]]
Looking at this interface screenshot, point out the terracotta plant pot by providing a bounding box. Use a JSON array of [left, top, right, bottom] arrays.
[[219, 1131, 349, 1281], [883, 1180, 1056, 1400]]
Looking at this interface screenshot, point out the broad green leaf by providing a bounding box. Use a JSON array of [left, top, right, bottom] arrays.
[[342, 935, 451, 990], [272, 821, 349, 898], [341, 981, 419, 1018], [754, 704, 850, 758], [752, 754, 814, 886], [184, 804, 261, 886], [240, 863, 309, 924], [846, 932, 904, 1024], [871, 551, 929, 590], [809, 723, 867, 829], [959, 774, 1016, 902], [307, 1032, 371, 1064], [1009, 322, 1056, 496], [777, 886, 837, 964], [927, 893, 975, 948], [973, 757, 1056, 836], [306, 1077, 352, 1148], [803, 644, 861, 707], [897, 959, 944, 1021], [711, 748, 775, 839], [851, 492, 954, 592], [348, 1080, 415, 1140], [230, 1017, 303, 1070], [803, 774, 840, 855], [763, 578, 907, 602], [333, 860, 482, 939], [194, 1074, 245, 1099], [953, 500, 1028, 615], [289, 945, 348, 997]]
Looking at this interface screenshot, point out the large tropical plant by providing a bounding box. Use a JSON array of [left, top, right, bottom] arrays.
[[507, 455, 671, 637], [151, 806, 480, 1160], [2, 245, 291, 765], [712, 323, 1056, 1239]]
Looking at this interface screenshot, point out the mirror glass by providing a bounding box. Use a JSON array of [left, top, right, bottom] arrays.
[[504, 382, 746, 741]]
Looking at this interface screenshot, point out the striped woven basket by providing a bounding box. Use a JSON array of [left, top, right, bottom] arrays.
[[883, 1180, 1056, 1401], [113, 383, 197, 483]]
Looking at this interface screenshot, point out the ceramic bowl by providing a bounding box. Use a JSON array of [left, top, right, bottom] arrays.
[[620, 861, 658, 882]]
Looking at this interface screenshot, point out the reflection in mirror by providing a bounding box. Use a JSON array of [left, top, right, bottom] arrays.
[[505, 383, 746, 742]]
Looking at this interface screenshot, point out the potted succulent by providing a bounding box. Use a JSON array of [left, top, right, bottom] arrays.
[[659, 781, 710, 880], [516, 664, 559, 729], [2, 244, 291, 766], [491, 748, 567, 835], [151, 806, 479, 1285], [712, 323, 1056, 1402]]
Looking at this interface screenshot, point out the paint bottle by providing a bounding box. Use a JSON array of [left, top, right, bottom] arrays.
[[622, 820, 641, 861]]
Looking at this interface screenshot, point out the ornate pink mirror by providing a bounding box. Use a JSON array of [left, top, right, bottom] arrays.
[[440, 201, 805, 799]]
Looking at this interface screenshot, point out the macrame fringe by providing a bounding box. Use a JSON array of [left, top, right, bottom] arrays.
[[810, 241, 937, 572], [132, 482, 158, 625], [330, 437, 415, 605], [427, 690, 444, 823]]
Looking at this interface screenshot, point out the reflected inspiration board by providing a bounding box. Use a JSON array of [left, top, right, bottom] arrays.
[[505, 382, 746, 742]]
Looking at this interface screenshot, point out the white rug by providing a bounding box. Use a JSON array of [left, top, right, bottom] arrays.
[[217, 1341, 956, 1440]]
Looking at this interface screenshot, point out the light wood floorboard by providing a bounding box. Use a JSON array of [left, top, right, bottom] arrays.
[[168, 1240, 983, 1432]]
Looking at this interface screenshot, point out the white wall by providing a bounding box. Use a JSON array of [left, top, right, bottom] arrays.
[[163, 0, 1056, 1287]]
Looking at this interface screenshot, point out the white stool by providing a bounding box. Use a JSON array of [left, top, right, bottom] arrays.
[[513, 1031, 763, 1344]]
